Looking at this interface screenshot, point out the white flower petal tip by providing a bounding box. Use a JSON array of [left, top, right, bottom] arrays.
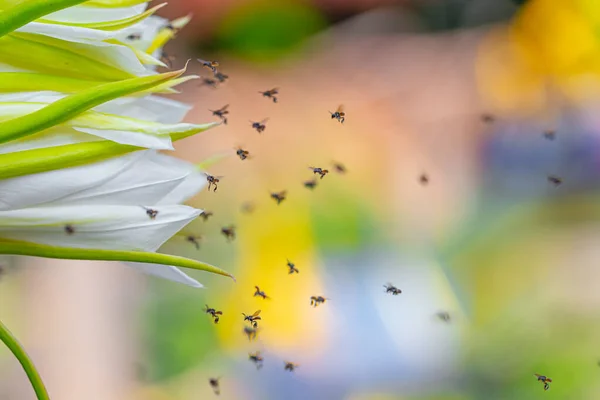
[[127, 262, 204, 288]]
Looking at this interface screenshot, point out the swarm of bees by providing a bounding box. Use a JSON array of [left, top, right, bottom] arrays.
[[270, 191, 287, 205], [250, 118, 269, 133], [210, 104, 229, 125], [208, 377, 221, 395], [248, 352, 264, 370], [310, 296, 328, 307], [384, 283, 402, 295], [535, 374, 552, 391], [253, 286, 270, 300], [284, 361, 299, 372], [205, 305, 223, 324], [221, 225, 236, 242], [242, 310, 262, 328], [259, 88, 279, 103], [330, 105, 345, 124], [286, 259, 299, 274], [309, 167, 329, 179], [204, 173, 223, 192]]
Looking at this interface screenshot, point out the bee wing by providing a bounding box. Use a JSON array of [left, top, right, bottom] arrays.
[[260, 118, 270, 124], [219, 104, 229, 112], [268, 87, 279, 94], [336, 104, 345, 113], [215, 311, 223, 315], [252, 310, 262, 317], [197, 58, 209, 65]]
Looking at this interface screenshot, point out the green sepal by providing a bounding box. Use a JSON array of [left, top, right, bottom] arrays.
[[0, 0, 87, 38]]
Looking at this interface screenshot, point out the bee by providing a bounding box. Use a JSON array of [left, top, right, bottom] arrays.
[[329, 105, 345, 124], [221, 225, 236, 242], [186, 235, 202, 250], [242, 310, 262, 328], [199, 77, 218, 89], [270, 190, 287, 205], [200, 211, 214, 221], [253, 286, 270, 300], [309, 167, 329, 179], [332, 162, 346, 174], [303, 179, 317, 190], [141, 206, 158, 220], [543, 130, 556, 140], [548, 175, 562, 186], [204, 173, 223, 192], [248, 352, 264, 370], [205, 304, 223, 324], [214, 71, 229, 83], [243, 325, 258, 341], [235, 147, 250, 160], [436, 311, 451, 322], [286, 259, 299, 274], [419, 173, 429, 185], [481, 113, 495, 124], [284, 361, 299, 372], [209, 104, 229, 125], [126, 33, 142, 40], [208, 377, 221, 395], [197, 58, 219, 74], [159, 51, 175, 69], [310, 296, 329, 307], [384, 283, 402, 295], [241, 202, 255, 214], [534, 374, 552, 391], [64, 224, 75, 235], [250, 118, 269, 133], [259, 88, 279, 103]]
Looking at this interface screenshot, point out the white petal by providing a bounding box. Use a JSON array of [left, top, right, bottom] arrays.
[[120, 15, 167, 53], [0, 205, 200, 252], [158, 170, 207, 205], [45, 4, 148, 24], [74, 127, 173, 149], [126, 262, 203, 288], [96, 95, 192, 123], [16, 22, 116, 42], [0, 131, 98, 154]]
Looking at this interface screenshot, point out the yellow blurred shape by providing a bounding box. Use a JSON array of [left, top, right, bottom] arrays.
[[217, 200, 332, 357]]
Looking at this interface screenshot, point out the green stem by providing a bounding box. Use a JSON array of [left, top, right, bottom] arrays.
[[0, 319, 50, 400]]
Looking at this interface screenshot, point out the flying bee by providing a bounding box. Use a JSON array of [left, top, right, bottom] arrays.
[[200, 211, 213, 221], [548, 175, 562, 186], [534, 374, 552, 391], [419, 173, 429, 185], [253, 286, 270, 300], [303, 179, 317, 190], [250, 118, 269, 133], [286, 259, 299, 274], [329, 105, 345, 124], [270, 190, 287, 205], [241, 202, 255, 214], [243, 325, 258, 341], [141, 206, 158, 219], [205, 304, 223, 324], [242, 310, 262, 328], [126, 32, 142, 40], [64, 224, 75, 235], [248, 352, 264, 370], [384, 283, 402, 295], [209, 104, 229, 125], [436, 311, 451, 322], [481, 113, 495, 124], [543, 130, 556, 140], [259, 88, 279, 103], [197, 58, 219, 74], [204, 173, 223, 192], [332, 162, 346, 174], [221, 225, 236, 242], [159, 51, 175, 69], [309, 167, 329, 179], [214, 71, 229, 83], [208, 377, 221, 395], [284, 362, 299, 372], [199, 77, 218, 89], [310, 296, 329, 307], [235, 147, 250, 160], [186, 235, 202, 250]]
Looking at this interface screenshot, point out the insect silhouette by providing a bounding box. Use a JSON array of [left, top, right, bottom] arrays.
[[243, 326, 258, 341], [332, 162, 346, 174], [419, 173, 429, 185], [259, 88, 279, 103], [310, 296, 329, 307], [204, 173, 223, 192], [436, 311, 451, 322], [248, 352, 264, 370], [159, 51, 175, 69], [186, 235, 201, 250], [241, 202, 255, 214], [384, 283, 402, 295], [284, 362, 299, 372], [221, 225, 236, 242], [270, 191, 287, 205], [197, 58, 219, 74], [235, 147, 250, 160], [481, 113, 495, 124], [205, 305, 223, 324], [548, 175, 562, 186], [309, 167, 329, 179], [250, 118, 269, 133], [208, 377, 221, 395], [329, 105, 345, 123], [199, 76, 218, 88], [64, 224, 75, 235], [210, 104, 229, 124], [214, 71, 229, 83], [253, 286, 270, 300], [543, 130, 556, 140], [534, 374, 552, 391], [304, 179, 317, 190], [126, 33, 142, 40], [242, 310, 262, 328], [286, 259, 299, 274], [200, 211, 214, 221], [141, 206, 158, 219]]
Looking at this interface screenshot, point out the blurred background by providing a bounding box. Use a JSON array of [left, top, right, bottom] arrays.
[[4, 0, 600, 399]]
